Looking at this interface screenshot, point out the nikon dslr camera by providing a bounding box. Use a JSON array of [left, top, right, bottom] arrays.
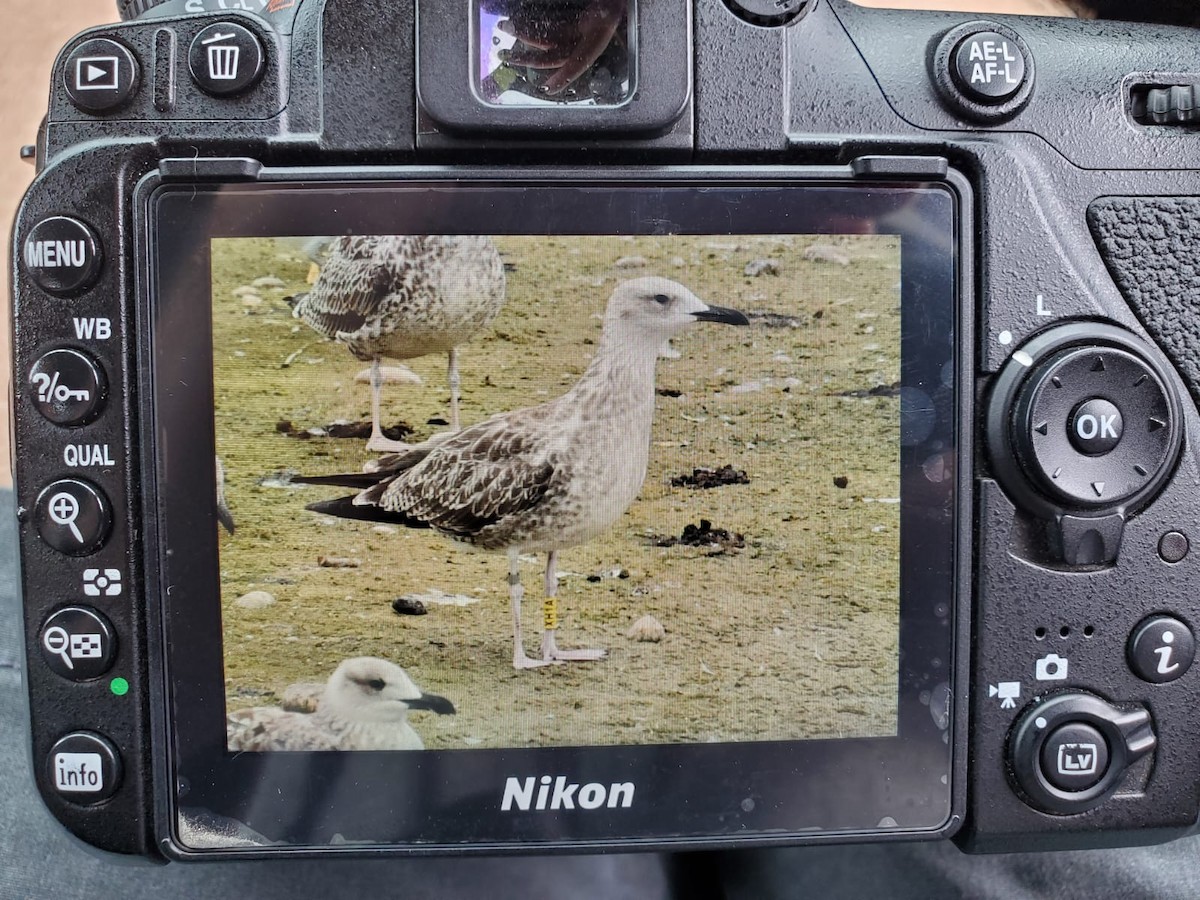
[[12, 0, 1200, 861]]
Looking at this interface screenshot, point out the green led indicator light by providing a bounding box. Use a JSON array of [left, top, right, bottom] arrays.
[[110, 677, 129, 697]]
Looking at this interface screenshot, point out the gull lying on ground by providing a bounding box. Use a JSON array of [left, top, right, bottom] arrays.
[[226, 657, 455, 751]]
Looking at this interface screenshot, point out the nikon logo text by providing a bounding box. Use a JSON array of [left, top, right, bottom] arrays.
[[501, 776, 635, 811]]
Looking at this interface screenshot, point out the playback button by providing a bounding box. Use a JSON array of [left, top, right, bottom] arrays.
[[48, 732, 122, 804], [63, 38, 139, 114], [28, 349, 107, 425]]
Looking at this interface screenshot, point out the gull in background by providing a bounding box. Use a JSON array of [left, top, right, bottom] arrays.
[[291, 236, 506, 451]]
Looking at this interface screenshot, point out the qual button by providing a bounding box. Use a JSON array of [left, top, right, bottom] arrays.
[[34, 478, 111, 556], [189, 23, 264, 97], [22, 217, 102, 297]]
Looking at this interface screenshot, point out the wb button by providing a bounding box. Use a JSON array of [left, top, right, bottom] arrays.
[[1069, 398, 1123, 456]]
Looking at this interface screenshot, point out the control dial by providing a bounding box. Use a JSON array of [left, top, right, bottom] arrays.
[[988, 323, 1184, 522], [1009, 693, 1155, 815]]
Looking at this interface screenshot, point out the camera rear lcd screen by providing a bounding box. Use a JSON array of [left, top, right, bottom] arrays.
[[147, 178, 961, 852]]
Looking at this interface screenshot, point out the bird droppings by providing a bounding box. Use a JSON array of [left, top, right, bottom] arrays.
[[354, 365, 423, 385], [392, 597, 429, 616], [652, 520, 746, 555], [730, 381, 764, 395], [397, 589, 483, 607], [669, 256, 686, 268], [746, 310, 807, 329], [240, 294, 264, 307], [744, 259, 780, 277], [235, 590, 277, 610], [836, 381, 902, 399], [276, 418, 414, 441], [627, 615, 666, 643], [318, 556, 361, 568], [253, 275, 287, 288], [803, 244, 852, 266], [834, 476, 850, 489], [614, 255, 648, 268], [232, 285, 259, 297], [671, 465, 750, 490], [373, 525, 398, 536]]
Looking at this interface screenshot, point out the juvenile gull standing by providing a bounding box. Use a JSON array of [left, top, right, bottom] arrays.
[[291, 236, 506, 451], [226, 657, 455, 751], [297, 277, 748, 669]]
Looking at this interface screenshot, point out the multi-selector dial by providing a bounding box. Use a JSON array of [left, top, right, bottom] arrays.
[[987, 324, 1185, 564], [1013, 345, 1175, 509]]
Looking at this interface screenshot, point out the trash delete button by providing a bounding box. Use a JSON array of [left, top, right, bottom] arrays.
[[189, 23, 264, 97], [63, 38, 139, 113]]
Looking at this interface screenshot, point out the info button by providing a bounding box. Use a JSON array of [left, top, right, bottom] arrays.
[[48, 732, 122, 804], [23, 217, 102, 297]]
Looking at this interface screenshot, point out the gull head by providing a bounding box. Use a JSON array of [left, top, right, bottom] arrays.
[[604, 277, 749, 341], [322, 657, 456, 723]]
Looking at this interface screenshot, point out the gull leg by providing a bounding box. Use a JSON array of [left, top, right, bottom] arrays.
[[447, 347, 462, 431], [511, 550, 553, 670], [366, 357, 413, 453], [540, 551, 606, 663]]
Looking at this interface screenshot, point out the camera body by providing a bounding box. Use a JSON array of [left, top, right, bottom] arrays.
[[12, 0, 1200, 861]]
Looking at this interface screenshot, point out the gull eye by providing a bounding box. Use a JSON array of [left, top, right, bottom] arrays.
[[653, 293, 670, 305], [367, 678, 386, 691]]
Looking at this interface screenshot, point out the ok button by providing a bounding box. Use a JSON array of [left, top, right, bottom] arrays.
[[1069, 398, 1123, 456]]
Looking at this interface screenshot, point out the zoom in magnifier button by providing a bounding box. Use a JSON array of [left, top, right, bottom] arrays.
[[34, 478, 111, 556]]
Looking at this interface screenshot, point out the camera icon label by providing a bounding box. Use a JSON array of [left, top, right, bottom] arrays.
[[1035, 653, 1069, 682]]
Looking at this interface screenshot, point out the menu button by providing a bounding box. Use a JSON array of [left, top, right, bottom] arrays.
[[23, 217, 102, 297]]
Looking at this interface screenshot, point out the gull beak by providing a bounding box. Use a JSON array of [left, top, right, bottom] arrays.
[[405, 692, 456, 715], [692, 304, 749, 326]]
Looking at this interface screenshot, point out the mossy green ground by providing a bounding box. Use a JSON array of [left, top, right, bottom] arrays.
[[212, 233, 901, 749]]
